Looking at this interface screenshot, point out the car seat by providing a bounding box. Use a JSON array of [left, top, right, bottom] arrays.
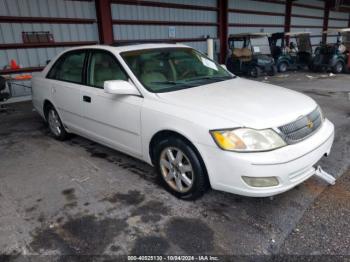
[[93, 53, 127, 87], [140, 60, 167, 86], [232, 48, 252, 62]]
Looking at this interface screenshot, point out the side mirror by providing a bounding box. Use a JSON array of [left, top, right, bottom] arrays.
[[104, 80, 140, 96]]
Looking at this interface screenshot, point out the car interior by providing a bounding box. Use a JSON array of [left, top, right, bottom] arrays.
[[89, 52, 128, 88], [58, 53, 85, 83]]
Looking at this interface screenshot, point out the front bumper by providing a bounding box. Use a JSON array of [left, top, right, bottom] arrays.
[[197, 119, 335, 197]]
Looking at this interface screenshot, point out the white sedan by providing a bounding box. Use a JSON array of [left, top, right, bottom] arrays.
[[32, 44, 334, 199]]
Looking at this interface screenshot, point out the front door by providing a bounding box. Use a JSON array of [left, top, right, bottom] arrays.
[[80, 50, 143, 157]]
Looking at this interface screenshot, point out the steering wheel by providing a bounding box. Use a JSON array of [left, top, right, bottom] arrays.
[[179, 69, 196, 79]]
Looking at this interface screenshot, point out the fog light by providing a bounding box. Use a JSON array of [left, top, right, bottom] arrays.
[[242, 176, 279, 187]]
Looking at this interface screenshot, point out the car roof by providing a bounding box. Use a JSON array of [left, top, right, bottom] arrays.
[[324, 28, 350, 34], [285, 32, 311, 36], [60, 43, 191, 54], [229, 33, 271, 38]]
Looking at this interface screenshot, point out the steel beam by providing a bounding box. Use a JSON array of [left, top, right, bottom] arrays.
[[95, 0, 114, 44]]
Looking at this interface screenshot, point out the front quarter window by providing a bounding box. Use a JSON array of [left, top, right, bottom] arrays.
[[87, 51, 128, 88], [121, 48, 233, 93]]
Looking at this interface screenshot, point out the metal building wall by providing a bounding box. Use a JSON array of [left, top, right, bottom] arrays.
[[290, 0, 325, 49], [228, 0, 286, 35], [111, 0, 218, 54], [327, 10, 350, 44], [0, 0, 98, 97]]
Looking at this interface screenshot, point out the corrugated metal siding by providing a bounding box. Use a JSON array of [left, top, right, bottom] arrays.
[[0, 0, 95, 18], [229, 14, 284, 25], [228, 27, 285, 35], [149, 0, 217, 7], [0, 0, 98, 97], [329, 10, 349, 20], [228, 0, 285, 13], [327, 11, 349, 44], [228, 0, 286, 35], [328, 19, 348, 28], [0, 23, 97, 44], [112, 4, 217, 23], [111, 1, 217, 54], [291, 0, 324, 49], [0, 47, 66, 68], [113, 25, 216, 41]]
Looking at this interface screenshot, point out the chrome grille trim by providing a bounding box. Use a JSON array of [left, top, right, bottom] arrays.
[[278, 107, 322, 144]]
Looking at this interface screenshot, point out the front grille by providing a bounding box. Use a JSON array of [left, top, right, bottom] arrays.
[[278, 107, 322, 144]]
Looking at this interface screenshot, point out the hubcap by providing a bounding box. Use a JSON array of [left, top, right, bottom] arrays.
[[159, 147, 194, 193], [48, 109, 61, 136], [336, 63, 343, 73], [280, 63, 287, 72]]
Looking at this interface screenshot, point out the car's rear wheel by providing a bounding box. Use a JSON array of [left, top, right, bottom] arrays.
[[46, 106, 69, 140], [154, 137, 208, 200]]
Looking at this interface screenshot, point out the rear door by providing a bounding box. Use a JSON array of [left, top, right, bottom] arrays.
[[80, 50, 143, 157], [47, 50, 87, 132]]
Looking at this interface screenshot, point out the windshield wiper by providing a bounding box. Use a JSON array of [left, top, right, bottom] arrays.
[[150, 80, 182, 85], [185, 75, 235, 83]]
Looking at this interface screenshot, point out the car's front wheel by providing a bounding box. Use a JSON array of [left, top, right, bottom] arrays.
[[277, 62, 288, 73], [154, 137, 209, 200], [249, 66, 261, 78], [333, 61, 344, 74], [46, 106, 69, 141]]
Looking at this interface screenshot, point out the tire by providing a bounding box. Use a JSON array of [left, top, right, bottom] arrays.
[[249, 66, 261, 78], [46, 105, 69, 141], [277, 62, 288, 73], [153, 137, 209, 200], [268, 65, 277, 76], [332, 61, 344, 74]]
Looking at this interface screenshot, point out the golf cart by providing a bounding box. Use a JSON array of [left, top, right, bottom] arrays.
[[269, 32, 313, 72], [226, 33, 276, 77], [311, 28, 350, 73]]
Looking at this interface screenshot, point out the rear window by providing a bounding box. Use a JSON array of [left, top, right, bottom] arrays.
[[47, 51, 86, 84]]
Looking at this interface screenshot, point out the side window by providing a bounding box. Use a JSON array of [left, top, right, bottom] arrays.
[[47, 51, 86, 84], [88, 51, 128, 88]]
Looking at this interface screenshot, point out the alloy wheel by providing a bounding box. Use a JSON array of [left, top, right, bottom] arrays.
[[48, 109, 62, 136], [159, 147, 194, 193]]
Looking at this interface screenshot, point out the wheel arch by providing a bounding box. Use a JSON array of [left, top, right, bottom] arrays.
[[277, 59, 290, 67], [148, 129, 210, 186], [43, 99, 55, 121]]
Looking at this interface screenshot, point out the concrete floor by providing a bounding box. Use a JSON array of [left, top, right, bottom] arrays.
[[0, 72, 349, 260]]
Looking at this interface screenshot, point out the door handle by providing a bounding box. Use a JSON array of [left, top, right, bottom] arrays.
[[83, 96, 91, 103]]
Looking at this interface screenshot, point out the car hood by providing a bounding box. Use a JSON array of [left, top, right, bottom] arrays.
[[156, 77, 317, 129]]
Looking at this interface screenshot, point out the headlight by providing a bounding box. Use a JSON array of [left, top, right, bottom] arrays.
[[210, 128, 286, 152], [318, 106, 325, 122]]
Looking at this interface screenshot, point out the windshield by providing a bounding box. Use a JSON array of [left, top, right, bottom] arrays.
[[120, 48, 233, 93], [295, 35, 312, 52], [250, 37, 271, 55]]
